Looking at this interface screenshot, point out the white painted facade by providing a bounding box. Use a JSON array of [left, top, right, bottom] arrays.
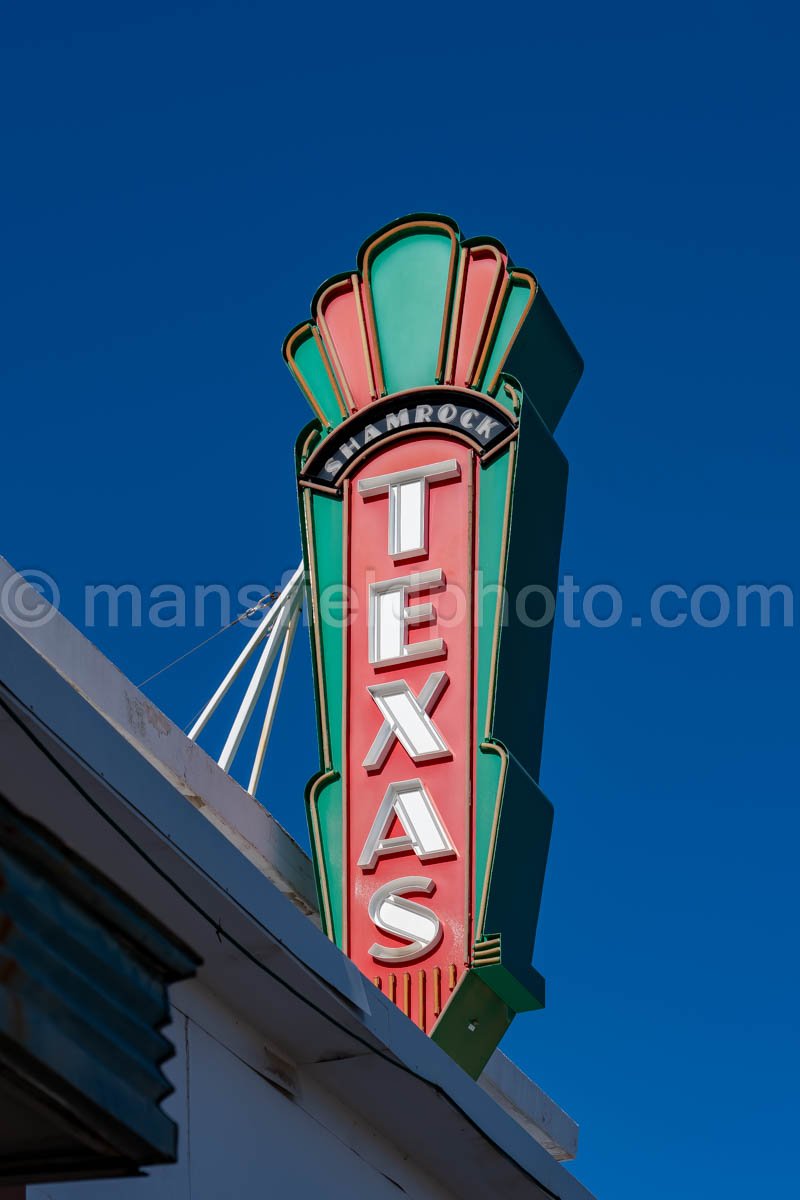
[[30, 990, 459, 1200]]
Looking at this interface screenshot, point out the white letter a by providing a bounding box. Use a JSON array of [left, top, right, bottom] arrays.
[[357, 778, 456, 871]]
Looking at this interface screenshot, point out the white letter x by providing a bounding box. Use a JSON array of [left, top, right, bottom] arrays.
[[362, 672, 451, 772]]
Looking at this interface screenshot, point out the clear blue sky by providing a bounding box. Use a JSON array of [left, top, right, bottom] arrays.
[[2, 4, 798, 1196]]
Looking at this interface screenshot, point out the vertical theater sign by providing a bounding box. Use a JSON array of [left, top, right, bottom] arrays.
[[285, 215, 583, 1077]]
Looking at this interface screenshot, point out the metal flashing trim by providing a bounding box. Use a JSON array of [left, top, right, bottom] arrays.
[[0, 792, 199, 1184]]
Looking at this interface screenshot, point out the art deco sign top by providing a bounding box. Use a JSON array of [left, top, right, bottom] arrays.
[[285, 214, 583, 1077]]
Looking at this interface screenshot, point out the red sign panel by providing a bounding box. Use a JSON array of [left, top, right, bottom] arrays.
[[344, 435, 477, 1031]]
